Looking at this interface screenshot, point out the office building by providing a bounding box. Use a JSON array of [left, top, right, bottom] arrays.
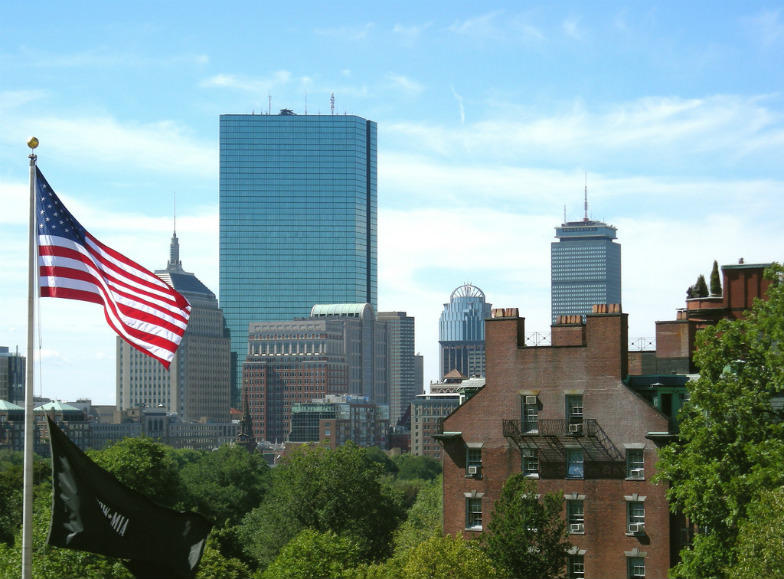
[[289, 394, 389, 449], [0, 347, 25, 405], [377, 311, 419, 426], [219, 111, 377, 404], [116, 231, 231, 423], [438, 283, 492, 379], [311, 304, 380, 401], [551, 199, 621, 324], [242, 304, 418, 445], [243, 317, 350, 444]]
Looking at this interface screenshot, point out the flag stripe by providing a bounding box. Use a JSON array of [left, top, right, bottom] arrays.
[[38, 244, 190, 330], [36, 168, 190, 368], [38, 242, 189, 340]]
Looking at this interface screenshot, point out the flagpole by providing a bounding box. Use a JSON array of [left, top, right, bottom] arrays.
[[22, 136, 39, 579]]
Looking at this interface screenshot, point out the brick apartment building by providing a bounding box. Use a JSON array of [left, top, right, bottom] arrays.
[[437, 261, 772, 579]]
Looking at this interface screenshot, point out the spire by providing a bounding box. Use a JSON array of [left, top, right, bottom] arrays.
[[236, 386, 256, 453], [167, 194, 183, 271]]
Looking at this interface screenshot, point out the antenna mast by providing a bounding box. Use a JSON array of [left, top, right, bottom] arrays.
[[330, 92, 335, 115], [583, 172, 589, 222]]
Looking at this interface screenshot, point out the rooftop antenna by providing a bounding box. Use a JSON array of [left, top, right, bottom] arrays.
[[268, 95, 271, 115], [563, 204, 567, 224], [330, 92, 335, 115], [305, 89, 308, 115], [583, 172, 589, 222]]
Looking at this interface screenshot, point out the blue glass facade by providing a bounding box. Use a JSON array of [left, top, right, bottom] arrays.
[[438, 284, 492, 379], [551, 220, 621, 324], [219, 113, 377, 403]]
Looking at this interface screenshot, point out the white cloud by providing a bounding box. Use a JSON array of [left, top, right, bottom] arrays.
[[562, 15, 583, 40], [380, 94, 784, 176], [386, 74, 424, 98], [744, 9, 784, 49], [201, 70, 293, 93], [393, 23, 431, 46], [451, 86, 466, 125], [315, 23, 375, 41], [449, 11, 505, 37]]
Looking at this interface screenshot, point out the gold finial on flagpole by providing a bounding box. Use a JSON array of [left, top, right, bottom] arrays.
[[27, 136, 39, 149]]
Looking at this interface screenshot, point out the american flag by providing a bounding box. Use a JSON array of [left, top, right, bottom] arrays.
[[36, 168, 191, 369]]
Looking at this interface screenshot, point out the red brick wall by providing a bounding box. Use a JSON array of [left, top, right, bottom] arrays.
[[441, 311, 672, 578]]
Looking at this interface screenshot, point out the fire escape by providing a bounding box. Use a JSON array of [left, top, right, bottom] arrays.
[[503, 413, 625, 479]]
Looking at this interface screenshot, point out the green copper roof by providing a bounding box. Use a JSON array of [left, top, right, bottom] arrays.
[[34, 400, 82, 413]]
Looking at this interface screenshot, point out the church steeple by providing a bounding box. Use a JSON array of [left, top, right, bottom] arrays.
[[236, 386, 256, 453]]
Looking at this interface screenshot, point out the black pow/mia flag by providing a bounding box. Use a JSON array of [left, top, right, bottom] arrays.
[[46, 416, 212, 578]]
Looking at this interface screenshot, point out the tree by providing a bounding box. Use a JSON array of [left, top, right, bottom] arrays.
[[726, 487, 784, 579], [88, 436, 182, 508], [0, 485, 129, 579], [195, 535, 252, 579], [180, 444, 271, 526], [262, 529, 361, 579], [0, 450, 49, 546], [239, 442, 405, 569], [401, 534, 498, 579], [484, 474, 571, 579], [710, 259, 722, 296], [392, 474, 443, 554], [392, 453, 442, 480], [693, 274, 709, 298], [656, 263, 784, 577]]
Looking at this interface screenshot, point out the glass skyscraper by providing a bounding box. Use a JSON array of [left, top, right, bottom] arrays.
[[551, 218, 621, 324], [438, 283, 492, 380], [219, 111, 377, 403]]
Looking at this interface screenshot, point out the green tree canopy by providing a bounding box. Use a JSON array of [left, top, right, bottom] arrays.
[[88, 436, 182, 508], [194, 535, 252, 579], [401, 534, 498, 579], [0, 485, 129, 579], [656, 263, 784, 577], [392, 474, 443, 554], [727, 486, 784, 579], [239, 442, 405, 569], [179, 444, 271, 527], [261, 529, 361, 579], [484, 474, 571, 579], [0, 451, 49, 546], [392, 453, 442, 480]]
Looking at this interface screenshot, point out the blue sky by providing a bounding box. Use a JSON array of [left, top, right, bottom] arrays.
[[2, 2, 783, 405]]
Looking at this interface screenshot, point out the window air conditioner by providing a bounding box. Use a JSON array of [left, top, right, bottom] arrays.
[[570, 406, 583, 416], [630, 468, 645, 480], [568, 423, 582, 434], [525, 395, 538, 406], [468, 465, 480, 476], [570, 523, 584, 533], [628, 522, 645, 534]]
